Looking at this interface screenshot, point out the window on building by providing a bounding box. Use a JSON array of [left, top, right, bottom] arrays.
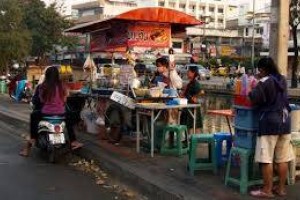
[[159, 2, 164, 7], [256, 27, 263, 34], [179, 4, 186, 9], [172, 42, 182, 49], [169, 2, 175, 8], [222, 38, 230, 45], [200, 6, 205, 11], [209, 7, 215, 13], [245, 28, 249, 36], [218, 18, 224, 24], [189, 5, 196, 11], [94, 7, 103, 15], [81, 9, 95, 17], [218, 8, 224, 14]]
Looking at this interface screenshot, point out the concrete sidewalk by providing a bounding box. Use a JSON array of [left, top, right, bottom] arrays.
[[1, 94, 300, 200]]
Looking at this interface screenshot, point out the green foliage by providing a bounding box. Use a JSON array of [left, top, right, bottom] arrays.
[[219, 56, 238, 67], [0, 0, 31, 73], [22, 0, 78, 62], [0, 0, 78, 72]]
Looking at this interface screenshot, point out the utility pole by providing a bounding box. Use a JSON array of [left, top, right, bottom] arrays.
[[269, 0, 289, 76], [251, 0, 255, 72]]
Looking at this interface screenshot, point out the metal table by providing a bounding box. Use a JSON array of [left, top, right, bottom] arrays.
[[135, 103, 202, 157], [206, 109, 234, 135]]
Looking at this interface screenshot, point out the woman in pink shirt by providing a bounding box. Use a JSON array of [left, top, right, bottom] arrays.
[[39, 67, 67, 115], [20, 66, 82, 156]]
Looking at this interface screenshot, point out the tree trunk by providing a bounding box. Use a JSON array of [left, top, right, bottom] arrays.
[[291, 26, 298, 88]]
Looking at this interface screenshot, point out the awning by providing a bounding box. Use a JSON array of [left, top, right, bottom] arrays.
[[65, 7, 203, 33]]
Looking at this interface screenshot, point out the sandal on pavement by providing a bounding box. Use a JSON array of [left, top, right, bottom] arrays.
[[19, 141, 33, 157], [273, 186, 287, 197], [19, 148, 30, 157], [250, 190, 275, 199], [71, 141, 83, 150]]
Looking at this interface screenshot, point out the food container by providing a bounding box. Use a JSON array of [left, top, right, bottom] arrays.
[[149, 87, 163, 97], [134, 88, 149, 97], [163, 88, 178, 97], [173, 98, 188, 105], [130, 78, 141, 89]]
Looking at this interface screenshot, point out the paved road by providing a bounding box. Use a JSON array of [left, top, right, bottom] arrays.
[[0, 112, 124, 200]]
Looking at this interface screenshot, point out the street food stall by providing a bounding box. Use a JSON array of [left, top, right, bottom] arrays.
[[65, 7, 203, 156]]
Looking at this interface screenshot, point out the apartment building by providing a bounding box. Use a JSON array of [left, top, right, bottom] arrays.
[[72, 0, 138, 24], [152, 0, 228, 29], [147, 0, 239, 57]]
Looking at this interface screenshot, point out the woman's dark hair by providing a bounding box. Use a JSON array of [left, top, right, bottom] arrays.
[[257, 57, 280, 75], [156, 57, 169, 68], [41, 66, 65, 102], [188, 65, 199, 79]]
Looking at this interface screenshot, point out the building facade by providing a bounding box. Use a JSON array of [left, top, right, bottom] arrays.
[[72, 0, 138, 24]]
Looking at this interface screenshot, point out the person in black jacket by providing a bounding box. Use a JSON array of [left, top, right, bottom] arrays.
[[249, 57, 294, 198]]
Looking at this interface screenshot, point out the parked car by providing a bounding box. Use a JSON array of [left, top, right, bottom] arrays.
[[175, 64, 185, 75]]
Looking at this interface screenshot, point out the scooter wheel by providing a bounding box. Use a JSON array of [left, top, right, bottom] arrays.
[[48, 148, 56, 163]]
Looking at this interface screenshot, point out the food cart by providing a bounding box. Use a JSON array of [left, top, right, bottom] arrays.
[[65, 7, 203, 152]]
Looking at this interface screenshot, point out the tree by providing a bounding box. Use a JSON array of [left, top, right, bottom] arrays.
[[0, 0, 31, 74], [289, 0, 300, 88], [21, 0, 78, 64]]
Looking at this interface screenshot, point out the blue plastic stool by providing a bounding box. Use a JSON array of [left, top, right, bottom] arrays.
[[214, 132, 232, 167]]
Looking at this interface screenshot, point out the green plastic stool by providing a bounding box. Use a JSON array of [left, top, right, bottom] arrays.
[[188, 134, 217, 175], [225, 147, 263, 194], [160, 125, 189, 156]]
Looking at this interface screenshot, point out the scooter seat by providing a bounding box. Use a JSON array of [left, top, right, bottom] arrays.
[[42, 116, 65, 120]]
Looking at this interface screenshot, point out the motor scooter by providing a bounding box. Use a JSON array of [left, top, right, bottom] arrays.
[[37, 115, 68, 163], [10, 79, 32, 103]]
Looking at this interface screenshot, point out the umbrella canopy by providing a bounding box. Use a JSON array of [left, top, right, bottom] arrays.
[[65, 7, 203, 33]]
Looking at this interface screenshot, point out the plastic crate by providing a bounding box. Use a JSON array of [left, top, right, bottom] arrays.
[[234, 105, 259, 130], [234, 126, 257, 149]]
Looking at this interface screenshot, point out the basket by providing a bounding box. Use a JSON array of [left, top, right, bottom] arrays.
[[133, 88, 149, 97], [149, 87, 163, 97]]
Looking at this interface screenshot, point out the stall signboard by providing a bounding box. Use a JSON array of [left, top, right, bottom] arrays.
[[90, 22, 171, 52], [110, 91, 135, 110], [128, 22, 171, 48], [90, 23, 128, 52], [119, 65, 135, 87], [218, 45, 237, 56]]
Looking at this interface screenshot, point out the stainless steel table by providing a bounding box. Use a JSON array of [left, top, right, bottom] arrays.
[[135, 103, 202, 157]]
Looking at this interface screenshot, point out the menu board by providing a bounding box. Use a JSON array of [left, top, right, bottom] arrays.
[[128, 22, 171, 48]]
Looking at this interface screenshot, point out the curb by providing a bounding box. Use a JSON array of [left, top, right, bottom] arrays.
[[76, 136, 183, 200], [0, 107, 184, 200]]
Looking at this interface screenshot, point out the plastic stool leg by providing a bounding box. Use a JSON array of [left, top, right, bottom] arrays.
[[188, 139, 196, 176], [215, 140, 222, 166], [212, 142, 217, 174], [225, 149, 233, 186], [176, 130, 182, 156], [240, 153, 249, 194]]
